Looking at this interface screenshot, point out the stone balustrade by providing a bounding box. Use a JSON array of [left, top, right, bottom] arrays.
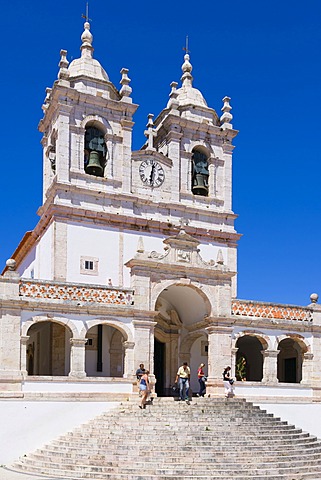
[[232, 299, 313, 322], [19, 279, 134, 306]]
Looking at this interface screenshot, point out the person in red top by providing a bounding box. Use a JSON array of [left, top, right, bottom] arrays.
[[197, 363, 206, 397]]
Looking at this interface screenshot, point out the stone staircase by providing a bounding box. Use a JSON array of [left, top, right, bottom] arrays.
[[10, 398, 321, 479]]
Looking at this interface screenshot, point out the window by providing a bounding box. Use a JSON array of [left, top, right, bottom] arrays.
[[85, 260, 94, 271], [80, 256, 99, 276]]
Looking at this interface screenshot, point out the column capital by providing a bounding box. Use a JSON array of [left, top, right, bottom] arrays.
[[206, 325, 233, 335], [123, 341, 135, 350], [303, 352, 314, 360], [261, 349, 279, 358], [20, 335, 30, 345], [70, 338, 87, 347], [133, 320, 157, 329]]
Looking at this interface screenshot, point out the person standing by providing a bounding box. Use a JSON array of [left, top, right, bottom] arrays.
[[139, 370, 150, 409], [136, 363, 146, 397], [223, 366, 234, 398], [175, 362, 190, 402], [197, 363, 206, 397], [136, 363, 145, 380]]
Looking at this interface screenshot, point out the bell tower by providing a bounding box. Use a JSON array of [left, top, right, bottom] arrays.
[[39, 20, 137, 203]]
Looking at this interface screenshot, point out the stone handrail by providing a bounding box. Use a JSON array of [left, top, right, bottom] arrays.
[[19, 279, 134, 306], [232, 299, 313, 322]]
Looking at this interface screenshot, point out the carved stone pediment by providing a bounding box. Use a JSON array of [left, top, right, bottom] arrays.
[[125, 229, 235, 279]]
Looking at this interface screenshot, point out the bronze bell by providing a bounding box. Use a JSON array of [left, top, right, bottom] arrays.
[[86, 151, 103, 176], [192, 173, 208, 196]]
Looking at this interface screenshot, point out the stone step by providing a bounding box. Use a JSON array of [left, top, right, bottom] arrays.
[[9, 398, 321, 479], [36, 442, 321, 457], [13, 461, 321, 477], [24, 451, 321, 469]]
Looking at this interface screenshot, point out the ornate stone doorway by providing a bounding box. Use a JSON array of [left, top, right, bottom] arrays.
[[154, 283, 210, 395]]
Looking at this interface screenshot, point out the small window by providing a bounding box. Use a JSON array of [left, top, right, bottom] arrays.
[[85, 260, 94, 270], [80, 256, 99, 276]]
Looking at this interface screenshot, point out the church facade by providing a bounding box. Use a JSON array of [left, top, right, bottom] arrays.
[[1, 20, 321, 401]]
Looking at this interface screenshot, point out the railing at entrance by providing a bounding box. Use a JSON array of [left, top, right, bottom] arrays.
[[232, 300, 313, 322], [19, 279, 134, 306]]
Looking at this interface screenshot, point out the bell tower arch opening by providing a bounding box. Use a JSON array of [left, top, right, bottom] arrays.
[[191, 147, 209, 197], [84, 125, 107, 177], [154, 283, 210, 396]]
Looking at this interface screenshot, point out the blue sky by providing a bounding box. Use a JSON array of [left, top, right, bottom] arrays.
[[0, 0, 320, 306]]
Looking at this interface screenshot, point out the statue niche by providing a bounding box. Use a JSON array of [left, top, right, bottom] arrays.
[[191, 150, 209, 196], [84, 126, 107, 177]]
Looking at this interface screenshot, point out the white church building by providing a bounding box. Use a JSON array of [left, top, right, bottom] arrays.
[[1, 19, 321, 402]]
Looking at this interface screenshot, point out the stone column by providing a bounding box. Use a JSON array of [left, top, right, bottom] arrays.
[[123, 341, 135, 378], [132, 319, 157, 374], [69, 338, 87, 378], [262, 350, 279, 384], [205, 324, 233, 396], [20, 336, 30, 376], [231, 347, 238, 379], [301, 353, 314, 386]]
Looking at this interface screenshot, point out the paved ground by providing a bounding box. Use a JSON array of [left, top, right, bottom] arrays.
[[0, 401, 120, 480]]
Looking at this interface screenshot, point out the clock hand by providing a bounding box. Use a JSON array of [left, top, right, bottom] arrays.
[[149, 164, 155, 184]]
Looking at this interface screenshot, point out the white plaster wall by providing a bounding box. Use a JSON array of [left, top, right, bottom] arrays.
[[198, 243, 228, 265], [18, 247, 36, 278], [37, 224, 53, 279], [19, 224, 53, 280], [123, 230, 164, 286], [66, 222, 119, 285]]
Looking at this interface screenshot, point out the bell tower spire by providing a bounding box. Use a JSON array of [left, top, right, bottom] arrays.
[[80, 2, 93, 59]]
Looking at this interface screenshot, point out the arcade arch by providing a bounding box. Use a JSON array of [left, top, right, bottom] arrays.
[[235, 334, 267, 382], [277, 337, 306, 383], [85, 324, 125, 377], [25, 320, 72, 376]]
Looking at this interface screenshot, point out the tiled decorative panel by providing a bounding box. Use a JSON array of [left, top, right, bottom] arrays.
[[232, 300, 312, 322], [19, 280, 133, 305]]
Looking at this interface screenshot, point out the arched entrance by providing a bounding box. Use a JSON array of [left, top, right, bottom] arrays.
[[235, 335, 264, 381], [277, 338, 303, 383], [154, 284, 210, 395], [26, 321, 72, 376], [85, 324, 125, 377]]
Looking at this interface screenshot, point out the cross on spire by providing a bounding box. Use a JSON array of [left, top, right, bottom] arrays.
[[183, 36, 190, 54], [82, 2, 92, 22], [144, 114, 156, 151]]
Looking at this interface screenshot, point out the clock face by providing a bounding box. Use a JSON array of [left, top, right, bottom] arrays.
[[139, 159, 165, 187]]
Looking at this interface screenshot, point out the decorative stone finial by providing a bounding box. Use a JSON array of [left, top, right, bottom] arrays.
[[216, 249, 224, 265], [181, 53, 193, 88], [144, 114, 156, 151], [6, 258, 16, 271], [178, 218, 189, 234], [310, 293, 319, 304], [41, 87, 52, 112], [58, 49, 70, 80], [81, 22, 93, 58], [120, 68, 132, 102], [220, 96, 233, 129], [136, 236, 145, 254], [168, 81, 179, 111]]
